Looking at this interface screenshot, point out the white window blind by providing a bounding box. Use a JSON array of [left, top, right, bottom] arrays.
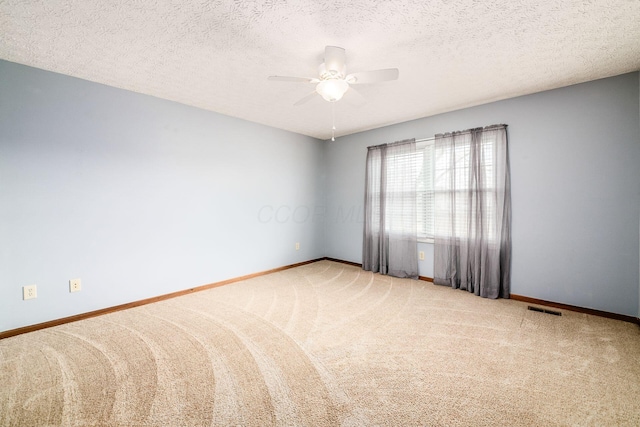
[[382, 139, 435, 242], [382, 147, 419, 235], [416, 139, 434, 241]]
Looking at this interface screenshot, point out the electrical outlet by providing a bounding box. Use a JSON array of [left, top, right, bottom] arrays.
[[419, 251, 425, 260], [69, 278, 81, 293], [295, 242, 300, 251], [23, 285, 37, 300]]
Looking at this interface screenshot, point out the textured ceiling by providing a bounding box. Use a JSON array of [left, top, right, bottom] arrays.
[[1, 1, 640, 140]]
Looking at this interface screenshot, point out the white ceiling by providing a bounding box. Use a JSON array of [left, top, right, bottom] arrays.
[[1, 1, 640, 140]]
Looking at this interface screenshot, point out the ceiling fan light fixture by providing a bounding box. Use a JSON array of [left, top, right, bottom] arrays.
[[316, 79, 349, 102]]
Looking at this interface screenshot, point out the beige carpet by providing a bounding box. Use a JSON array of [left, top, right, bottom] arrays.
[[1, 260, 639, 426]]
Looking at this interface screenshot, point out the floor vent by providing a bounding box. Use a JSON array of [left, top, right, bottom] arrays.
[[528, 306, 562, 316]]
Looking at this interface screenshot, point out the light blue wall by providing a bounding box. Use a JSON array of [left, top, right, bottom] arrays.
[[324, 72, 640, 317], [2, 61, 639, 331], [0, 60, 325, 332]]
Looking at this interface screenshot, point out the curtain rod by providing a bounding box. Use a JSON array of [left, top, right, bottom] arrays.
[[367, 138, 432, 149], [434, 124, 508, 137], [416, 137, 435, 143], [367, 138, 415, 150], [367, 124, 507, 149]]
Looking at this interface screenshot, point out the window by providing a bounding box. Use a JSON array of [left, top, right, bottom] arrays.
[[379, 132, 499, 244], [379, 139, 434, 242]]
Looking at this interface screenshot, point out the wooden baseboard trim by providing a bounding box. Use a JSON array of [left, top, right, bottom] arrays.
[[9, 259, 632, 339], [511, 294, 640, 325], [0, 258, 324, 340], [323, 257, 362, 267]]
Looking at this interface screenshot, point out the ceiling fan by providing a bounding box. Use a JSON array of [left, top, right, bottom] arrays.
[[268, 46, 399, 106]]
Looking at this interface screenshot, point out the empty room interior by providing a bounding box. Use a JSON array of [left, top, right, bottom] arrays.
[[1, 1, 640, 426]]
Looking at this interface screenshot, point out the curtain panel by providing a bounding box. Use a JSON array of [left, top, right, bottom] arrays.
[[363, 139, 419, 279], [433, 125, 511, 298]]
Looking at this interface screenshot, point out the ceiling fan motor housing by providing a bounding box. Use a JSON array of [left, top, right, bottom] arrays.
[[318, 63, 346, 80]]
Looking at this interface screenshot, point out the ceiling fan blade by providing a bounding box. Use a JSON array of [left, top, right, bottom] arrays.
[[324, 46, 346, 74], [268, 75, 318, 83], [346, 68, 399, 84], [294, 91, 319, 106]]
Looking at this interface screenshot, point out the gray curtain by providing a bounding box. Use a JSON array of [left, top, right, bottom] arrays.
[[363, 139, 419, 279], [433, 125, 511, 298]]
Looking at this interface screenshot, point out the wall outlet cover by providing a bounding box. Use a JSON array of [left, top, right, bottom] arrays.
[[23, 285, 37, 300], [69, 278, 82, 293]]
